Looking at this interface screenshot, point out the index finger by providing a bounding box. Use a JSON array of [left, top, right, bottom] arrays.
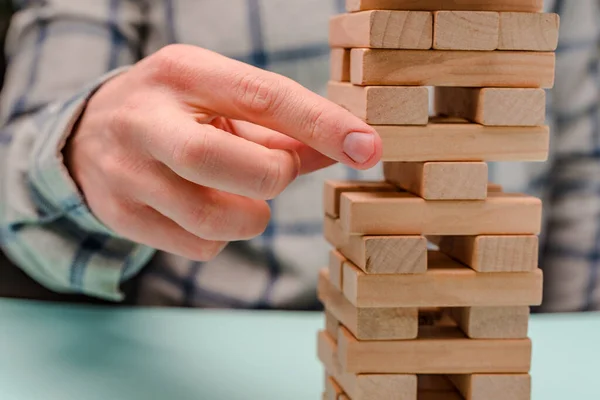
[[156, 45, 382, 170]]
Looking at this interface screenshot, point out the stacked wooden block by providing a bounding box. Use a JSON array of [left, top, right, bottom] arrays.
[[319, 1, 558, 399]]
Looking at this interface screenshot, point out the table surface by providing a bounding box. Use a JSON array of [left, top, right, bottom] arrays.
[[0, 299, 597, 400]]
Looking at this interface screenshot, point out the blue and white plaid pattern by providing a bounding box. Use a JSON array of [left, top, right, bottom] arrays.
[[0, 0, 598, 311]]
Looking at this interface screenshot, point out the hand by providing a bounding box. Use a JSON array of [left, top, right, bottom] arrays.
[[65, 44, 382, 261]]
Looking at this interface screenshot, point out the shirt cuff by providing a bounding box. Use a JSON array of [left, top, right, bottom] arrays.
[[27, 67, 156, 300]]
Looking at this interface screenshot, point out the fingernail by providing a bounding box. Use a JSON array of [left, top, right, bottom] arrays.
[[343, 132, 375, 165]]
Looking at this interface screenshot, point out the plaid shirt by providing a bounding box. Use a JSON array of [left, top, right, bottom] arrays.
[[0, 0, 598, 312]]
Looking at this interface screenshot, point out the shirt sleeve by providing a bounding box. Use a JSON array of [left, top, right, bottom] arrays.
[[0, 0, 155, 301]]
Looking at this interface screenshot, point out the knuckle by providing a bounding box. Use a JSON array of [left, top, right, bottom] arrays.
[[256, 156, 285, 199], [108, 103, 140, 135], [98, 153, 123, 180], [187, 200, 221, 234], [232, 73, 284, 115], [144, 44, 190, 84], [171, 131, 211, 170], [305, 103, 329, 142]]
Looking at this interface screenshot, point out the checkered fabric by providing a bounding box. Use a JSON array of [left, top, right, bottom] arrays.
[[0, 0, 598, 312]]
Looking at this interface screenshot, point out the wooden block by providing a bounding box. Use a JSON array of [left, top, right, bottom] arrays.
[[449, 306, 530, 339], [319, 269, 419, 340], [324, 180, 396, 218], [329, 250, 345, 290], [318, 331, 345, 388], [342, 252, 543, 307], [331, 48, 351, 82], [327, 82, 429, 125], [449, 374, 531, 400], [384, 162, 488, 200], [487, 183, 502, 193], [499, 12, 560, 51], [433, 11, 499, 50], [340, 191, 542, 236], [325, 376, 345, 400], [324, 216, 347, 249], [350, 375, 417, 400], [337, 326, 532, 374], [430, 235, 539, 272], [346, 0, 543, 12], [325, 225, 427, 274], [318, 331, 418, 400], [325, 311, 340, 341], [351, 49, 555, 88], [326, 192, 503, 238], [435, 88, 546, 126], [347, 235, 428, 274], [330, 11, 432, 49], [376, 120, 550, 162]]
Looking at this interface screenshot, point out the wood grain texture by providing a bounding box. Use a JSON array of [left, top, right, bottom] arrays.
[[342, 251, 543, 307], [324, 216, 347, 250], [384, 162, 488, 200], [318, 331, 418, 400], [351, 49, 555, 88], [330, 10, 432, 49], [329, 250, 345, 291], [325, 311, 340, 341], [337, 326, 532, 374], [433, 11, 499, 50], [327, 82, 429, 125], [331, 48, 351, 82], [324, 180, 395, 218], [359, 236, 427, 274], [319, 269, 419, 340], [340, 191, 543, 236], [449, 306, 530, 339], [376, 120, 550, 162], [327, 229, 428, 274], [435, 87, 546, 126], [499, 12, 560, 51], [430, 235, 539, 272], [449, 374, 531, 400], [346, 0, 543, 12]]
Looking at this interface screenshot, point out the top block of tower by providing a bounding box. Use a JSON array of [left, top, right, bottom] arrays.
[[330, 10, 558, 51], [346, 0, 543, 13]]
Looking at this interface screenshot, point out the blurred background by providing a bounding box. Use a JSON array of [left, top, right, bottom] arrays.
[[0, 0, 598, 314]]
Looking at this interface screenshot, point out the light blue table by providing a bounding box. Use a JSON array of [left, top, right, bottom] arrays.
[[0, 299, 597, 399]]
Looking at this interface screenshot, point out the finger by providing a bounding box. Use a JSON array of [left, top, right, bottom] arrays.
[[143, 110, 300, 200], [221, 119, 336, 174], [151, 45, 382, 169], [113, 203, 228, 262], [132, 162, 272, 241]]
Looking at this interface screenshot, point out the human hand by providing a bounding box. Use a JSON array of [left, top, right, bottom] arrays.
[[65, 44, 381, 260]]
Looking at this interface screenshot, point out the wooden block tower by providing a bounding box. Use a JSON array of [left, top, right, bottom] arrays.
[[318, 1, 558, 399]]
